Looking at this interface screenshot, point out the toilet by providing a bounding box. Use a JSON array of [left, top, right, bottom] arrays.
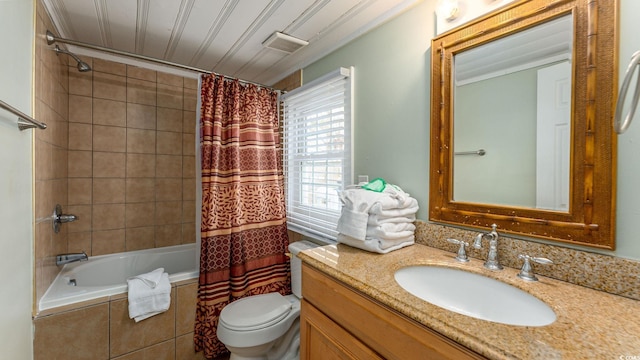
[[217, 240, 319, 360]]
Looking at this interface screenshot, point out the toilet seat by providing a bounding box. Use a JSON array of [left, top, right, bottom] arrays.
[[219, 293, 292, 331]]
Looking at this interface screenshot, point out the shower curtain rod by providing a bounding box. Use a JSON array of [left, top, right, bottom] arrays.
[[0, 99, 47, 130], [45, 30, 271, 89]]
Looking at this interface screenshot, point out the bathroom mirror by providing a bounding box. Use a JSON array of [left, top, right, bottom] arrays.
[[429, 0, 618, 249]]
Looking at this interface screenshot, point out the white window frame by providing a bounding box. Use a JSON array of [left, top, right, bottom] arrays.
[[281, 67, 354, 243]]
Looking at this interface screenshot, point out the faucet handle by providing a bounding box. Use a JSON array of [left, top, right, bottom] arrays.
[[517, 254, 553, 281], [447, 238, 470, 262]]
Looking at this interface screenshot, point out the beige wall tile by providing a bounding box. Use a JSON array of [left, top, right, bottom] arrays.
[[157, 107, 182, 132], [157, 131, 182, 155], [182, 223, 196, 244], [176, 333, 207, 360], [182, 201, 196, 223], [156, 201, 182, 225], [127, 153, 156, 177], [182, 133, 195, 156], [127, 128, 156, 154], [94, 72, 126, 101], [93, 58, 127, 76], [35, 180, 52, 220], [111, 339, 175, 360], [156, 224, 182, 247], [93, 125, 126, 152], [126, 202, 156, 228], [183, 88, 197, 111], [156, 178, 182, 201], [93, 151, 126, 178], [127, 103, 157, 130], [92, 203, 125, 230], [68, 150, 93, 178], [68, 123, 92, 150], [157, 72, 183, 87], [69, 95, 92, 123], [127, 65, 157, 82], [93, 98, 126, 127], [176, 283, 198, 336], [92, 229, 126, 255], [126, 178, 156, 203], [182, 178, 196, 201], [69, 69, 92, 96], [52, 147, 69, 179], [93, 178, 126, 204], [109, 291, 176, 357], [157, 83, 183, 109], [34, 303, 109, 360], [156, 155, 182, 178], [182, 156, 195, 178], [128, 78, 157, 106], [67, 231, 92, 254], [68, 178, 92, 205], [182, 111, 197, 134], [125, 226, 156, 251], [184, 77, 198, 90], [35, 140, 52, 181]]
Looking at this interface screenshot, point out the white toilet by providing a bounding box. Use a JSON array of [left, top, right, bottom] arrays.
[[217, 240, 319, 360]]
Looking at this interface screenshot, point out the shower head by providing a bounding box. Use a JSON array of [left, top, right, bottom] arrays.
[[53, 45, 92, 72]]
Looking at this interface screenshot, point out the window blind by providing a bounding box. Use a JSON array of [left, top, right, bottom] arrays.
[[281, 67, 354, 242]]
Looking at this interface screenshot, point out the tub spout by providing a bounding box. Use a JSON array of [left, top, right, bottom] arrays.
[[56, 252, 88, 266]]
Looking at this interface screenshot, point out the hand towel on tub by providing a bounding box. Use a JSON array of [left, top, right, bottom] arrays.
[[127, 267, 171, 322]]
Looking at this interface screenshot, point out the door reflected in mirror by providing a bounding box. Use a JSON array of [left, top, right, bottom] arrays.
[[452, 14, 573, 211]]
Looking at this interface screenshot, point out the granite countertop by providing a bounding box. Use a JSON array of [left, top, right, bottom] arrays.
[[298, 243, 640, 359]]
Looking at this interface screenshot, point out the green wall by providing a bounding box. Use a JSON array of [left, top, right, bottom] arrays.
[[303, 0, 433, 222], [303, 0, 640, 260]]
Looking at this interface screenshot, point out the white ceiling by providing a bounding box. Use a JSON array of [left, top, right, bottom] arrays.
[[42, 0, 420, 86]]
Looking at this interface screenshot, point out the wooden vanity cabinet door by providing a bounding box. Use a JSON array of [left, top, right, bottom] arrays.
[[300, 299, 385, 360], [301, 264, 487, 360]]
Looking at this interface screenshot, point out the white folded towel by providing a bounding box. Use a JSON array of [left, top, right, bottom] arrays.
[[336, 206, 369, 240], [337, 234, 415, 254], [127, 268, 171, 322], [367, 213, 416, 226], [366, 222, 416, 239], [340, 186, 414, 215], [368, 197, 419, 216]]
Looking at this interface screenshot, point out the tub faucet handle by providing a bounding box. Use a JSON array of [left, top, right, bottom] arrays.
[[517, 254, 553, 281], [446, 238, 469, 262]]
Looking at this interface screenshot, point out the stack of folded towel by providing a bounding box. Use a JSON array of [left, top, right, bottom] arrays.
[[337, 180, 419, 253], [127, 268, 171, 322]]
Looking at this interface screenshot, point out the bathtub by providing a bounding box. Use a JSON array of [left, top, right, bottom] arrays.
[[39, 244, 199, 311]]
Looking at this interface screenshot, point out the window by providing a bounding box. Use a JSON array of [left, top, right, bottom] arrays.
[[281, 67, 354, 242]]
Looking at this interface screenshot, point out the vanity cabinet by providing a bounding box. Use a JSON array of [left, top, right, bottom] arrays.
[[300, 264, 487, 360]]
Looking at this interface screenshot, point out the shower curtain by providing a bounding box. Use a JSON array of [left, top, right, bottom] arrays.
[[194, 74, 290, 359]]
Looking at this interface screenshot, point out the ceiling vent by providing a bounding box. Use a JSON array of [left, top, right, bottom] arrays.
[[262, 32, 308, 54]]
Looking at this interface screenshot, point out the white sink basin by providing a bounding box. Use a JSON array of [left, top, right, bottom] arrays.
[[394, 266, 556, 326]]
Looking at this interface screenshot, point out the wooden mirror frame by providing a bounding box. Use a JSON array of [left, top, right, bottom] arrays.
[[429, 0, 618, 249]]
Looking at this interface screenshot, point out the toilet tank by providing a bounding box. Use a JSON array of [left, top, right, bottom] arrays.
[[288, 240, 320, 298]]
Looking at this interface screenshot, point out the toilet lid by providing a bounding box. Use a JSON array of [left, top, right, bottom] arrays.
[[220, 292, 292, 331]]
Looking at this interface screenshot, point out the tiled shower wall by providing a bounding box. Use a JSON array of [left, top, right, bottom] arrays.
[[64, 58, 198, 258], [34, 1, 71, 311], [34, 0, 199, 307]]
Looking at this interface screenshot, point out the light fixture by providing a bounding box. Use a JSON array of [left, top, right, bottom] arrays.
[[262, 32, 308, 54], [436, 0, 460, 22]]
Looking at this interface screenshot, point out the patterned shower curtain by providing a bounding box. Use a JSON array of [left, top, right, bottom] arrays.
[[194, 74, 291, 359]]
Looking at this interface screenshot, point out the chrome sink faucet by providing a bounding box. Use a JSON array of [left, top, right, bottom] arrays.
[[56, 252, 88, 266], [473, 224, 503, 270]]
